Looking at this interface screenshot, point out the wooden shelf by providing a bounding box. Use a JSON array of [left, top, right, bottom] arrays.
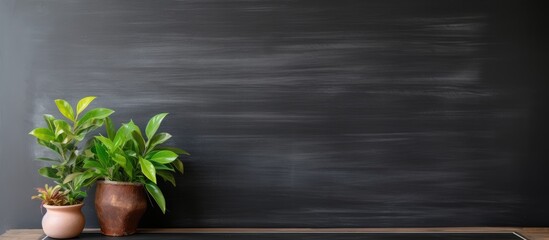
[[2, 228, 549, 240]]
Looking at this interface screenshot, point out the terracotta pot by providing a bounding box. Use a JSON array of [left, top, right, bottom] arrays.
[[42, 203, 85, 239], [95, 180, 147, 236]]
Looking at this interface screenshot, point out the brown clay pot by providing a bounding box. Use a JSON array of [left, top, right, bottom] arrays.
[[42, 203, 85, 239], [95, 180, 147, 236]]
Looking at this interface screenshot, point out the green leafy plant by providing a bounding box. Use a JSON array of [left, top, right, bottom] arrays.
[[29, 96, 114, 205], [84, 113, 188, 213], [32, 184, 70, 206]]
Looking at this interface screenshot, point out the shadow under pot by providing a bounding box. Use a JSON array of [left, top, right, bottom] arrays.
[[95, 180, 147, 236]]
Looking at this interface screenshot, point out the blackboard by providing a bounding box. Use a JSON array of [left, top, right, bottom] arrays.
[[1, 0, 548, 232]]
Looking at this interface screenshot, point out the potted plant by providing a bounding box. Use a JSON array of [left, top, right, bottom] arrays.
[[29, 96, 114, 239], [84, 113, 187, 236], [32, 184, 85, 239]]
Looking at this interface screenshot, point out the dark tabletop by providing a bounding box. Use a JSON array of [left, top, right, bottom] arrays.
[[44, 232, 526, 240]]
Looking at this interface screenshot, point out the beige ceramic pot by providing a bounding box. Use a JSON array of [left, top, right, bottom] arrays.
[[42, 203, 85, 239]]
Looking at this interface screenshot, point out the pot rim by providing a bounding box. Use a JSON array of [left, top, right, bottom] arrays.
[[43, 202, 84, 209], [98, 180, 143, 186]]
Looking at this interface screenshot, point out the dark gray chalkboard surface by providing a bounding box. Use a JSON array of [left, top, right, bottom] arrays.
[[0, 0, 548, 233]]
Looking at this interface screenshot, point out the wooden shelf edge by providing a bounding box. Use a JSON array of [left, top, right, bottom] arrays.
[[3, 227, 549, 240]]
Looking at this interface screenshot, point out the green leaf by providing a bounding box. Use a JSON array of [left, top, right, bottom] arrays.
[[84, 148, 94, 157], [70, 190, 87, 202], [172, 159, 184, 174], [68, 151, 78, 164], [76, 96, 96, 115], [73, 171, 95, 188], [152, 161, 174, 172], [157, 170, 176, 186], [125, 120, 142, 136], [83, 159, 100, 168], [125, 150, 137, 158], [132, 131, 146, 154], [94, 119, 105, 128], [77, 108, 114, 127], [125, 157, 134, 180], [50, 142, 66, 159], [145, 183, 166, 214], [82, 175, 99, 188], [77, 118, 102, 130], [156, 146, 190, 156], [139, 157, 156, 183], [147, 133, 172, 152], [29, 128, 55, 142], [54, 99, 75, 121], [144, 150, 159, 159], [53, 119, 71, 138], [105, 117, 115, 140], [37, 139, 60, 154], [149, 150, 178, 164], [145, 113, 168, 140], [74, 134, 85, 141], [113, 125, 129, 149], [75, 124, 101, 138], [63, 172, 83, 184], [94, 140, 110, 167], [124, 141, 138, 155], [112, 153, 126, 168], [38, 167, 59, 180], [95, 136, 115, 152], [43, 114, 56, 131], [36, 157, 60, 163], [83, 159, 106, 175]]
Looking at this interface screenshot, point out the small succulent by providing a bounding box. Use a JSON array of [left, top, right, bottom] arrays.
[[32, 184, 71, 206]]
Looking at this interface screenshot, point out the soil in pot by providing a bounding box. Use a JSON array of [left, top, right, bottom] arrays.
[[95, 180, 147, 236], [42, 203, 85, 239]]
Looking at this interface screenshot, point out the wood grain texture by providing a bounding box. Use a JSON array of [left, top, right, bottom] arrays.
[[1, 0, 548, 230], [2, 228, 549, 240]]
